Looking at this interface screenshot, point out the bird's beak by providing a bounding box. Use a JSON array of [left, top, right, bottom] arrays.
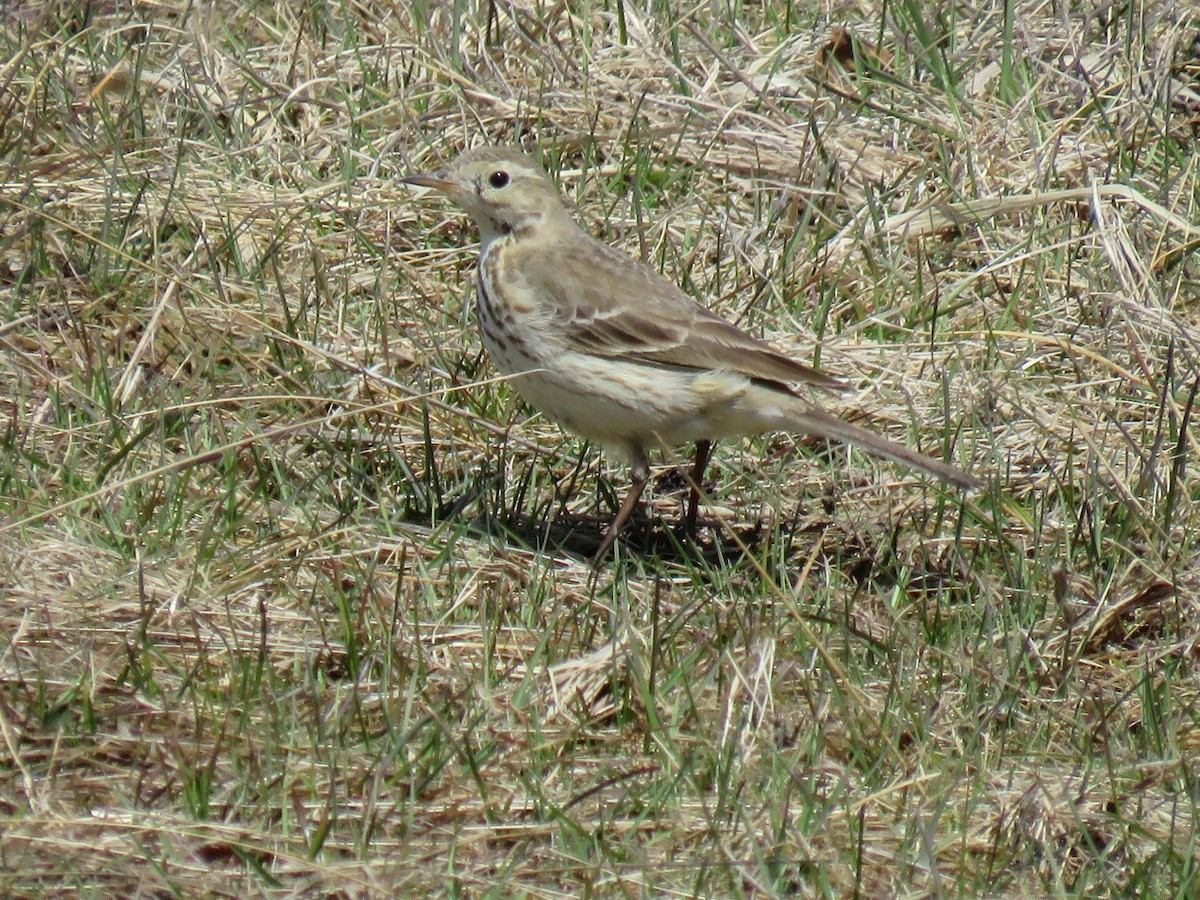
[[399, 172, 455, 192]]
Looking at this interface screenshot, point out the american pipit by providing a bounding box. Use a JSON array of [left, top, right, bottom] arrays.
[[401, 146, 980, 562]]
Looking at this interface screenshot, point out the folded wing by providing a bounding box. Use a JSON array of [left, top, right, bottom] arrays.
[[526, 237, 846, 392]]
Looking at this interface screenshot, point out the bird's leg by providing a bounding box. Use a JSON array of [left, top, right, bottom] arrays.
[[684, 439, 713, 537], [592, 456, 650, 567]]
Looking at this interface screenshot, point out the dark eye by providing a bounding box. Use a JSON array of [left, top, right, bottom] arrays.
[[488, 170, 510, 189]]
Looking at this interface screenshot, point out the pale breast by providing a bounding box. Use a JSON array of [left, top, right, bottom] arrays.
[[475, 242, 546, 377]]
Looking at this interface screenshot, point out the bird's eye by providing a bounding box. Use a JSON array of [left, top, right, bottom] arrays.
[[488, 170, 510, 189]]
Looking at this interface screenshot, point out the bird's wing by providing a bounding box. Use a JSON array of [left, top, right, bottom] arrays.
[[524, 236, 845, 391]]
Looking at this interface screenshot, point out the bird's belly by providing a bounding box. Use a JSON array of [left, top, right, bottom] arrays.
[[489, 349, 771, 452]]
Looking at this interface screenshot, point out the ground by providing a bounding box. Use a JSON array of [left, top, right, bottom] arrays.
[[1, 1, 1198, 896]]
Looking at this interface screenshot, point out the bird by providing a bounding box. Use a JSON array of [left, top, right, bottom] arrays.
[[400, 146, 981, 563]]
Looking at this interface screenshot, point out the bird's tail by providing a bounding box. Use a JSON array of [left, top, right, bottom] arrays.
[[784, 400, 983, 491]]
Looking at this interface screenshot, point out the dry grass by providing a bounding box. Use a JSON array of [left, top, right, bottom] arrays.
[[2, 0, 1199, 895]]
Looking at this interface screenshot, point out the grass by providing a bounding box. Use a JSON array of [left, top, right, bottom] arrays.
[[2, 0, 1199, 895]]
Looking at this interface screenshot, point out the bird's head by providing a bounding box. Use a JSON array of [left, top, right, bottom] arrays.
[[401, 147, 566, 246]]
